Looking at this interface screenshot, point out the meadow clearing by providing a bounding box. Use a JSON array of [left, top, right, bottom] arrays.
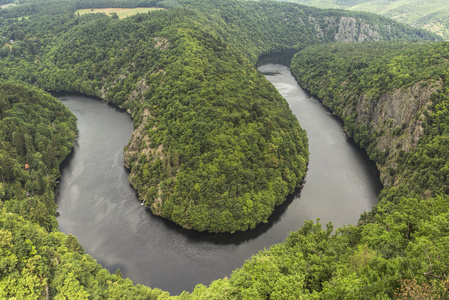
[[75, 7, 164, 19]]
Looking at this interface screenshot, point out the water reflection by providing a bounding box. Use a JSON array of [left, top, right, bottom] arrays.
[[55, 58, 381, 295]]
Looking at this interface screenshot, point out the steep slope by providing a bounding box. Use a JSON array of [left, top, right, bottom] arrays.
[[0, 0, 446, 298], [268, 41, 449, 298], [273, 0, 449, 39], [0, 82, 76, 231], [178, 41, 449, 300], [0, 208, 169, 298], [0, 0, 436, 233], [291, 41, 449, 191]]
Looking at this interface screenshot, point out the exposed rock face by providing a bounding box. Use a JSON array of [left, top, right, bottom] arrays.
[[108, 7, 432, 230], [357, 81, 439, 150], [153, 37, 169, 51], [123, 106, 168, 213], [308, 16, 384, 42], [123, 108, 153, 169], [127, 78, 149, 105], [357, 22, 382, 42], [342, 80, 442, 185]]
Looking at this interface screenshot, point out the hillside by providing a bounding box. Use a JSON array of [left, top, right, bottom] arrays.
[[273, 0, 449, 39], [285, 41, 449, 298], [0, 82, 76, 231], [0, 0, 446, 298], [0, 0, 435, 233], [291, 42, 449, 192], [74, 7, 164, 19]]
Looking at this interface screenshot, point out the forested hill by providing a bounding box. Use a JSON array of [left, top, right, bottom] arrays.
[[0, 0, 445, 298], [284, 41, 449, 299], [0, 82, 166, 298], [0, 82, 76, 231], [291, 42, 449, 192], [0, 0, 437, 234], [168, 0, 439, 63], [273, 0, 449, 40]]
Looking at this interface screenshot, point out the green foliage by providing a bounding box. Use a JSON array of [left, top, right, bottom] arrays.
[[124, 23, 309, 232], [0, 82, 76, 231], [0, 208, 170, 299], [273, 0, 449, 39], [0, 0, 435, 233], [0, 0, 448, 298], [291, 41, 449, 196], [281, 41, 449, 298]]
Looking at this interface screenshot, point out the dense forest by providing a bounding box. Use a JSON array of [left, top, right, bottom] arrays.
[[0, 0, 447, 298], [287, 41, 449, 299], [291, 41, 449, 194], [0, 82, 76, 231], [274, 0, 449, 39], [0, 0, 434, 234]]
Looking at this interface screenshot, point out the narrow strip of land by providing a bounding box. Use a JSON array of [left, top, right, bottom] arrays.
[[75, 7, 164, 19]]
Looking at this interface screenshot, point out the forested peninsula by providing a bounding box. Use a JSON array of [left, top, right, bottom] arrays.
[[0, 0, 435, 233], [0, 0, 447, 298]]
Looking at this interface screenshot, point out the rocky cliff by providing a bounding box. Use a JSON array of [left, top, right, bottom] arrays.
[[342, 80, 441, 186], [308, 16, 383, 42], [291, 42, 448, 189]]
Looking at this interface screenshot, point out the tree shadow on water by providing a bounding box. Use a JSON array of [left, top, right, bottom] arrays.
[[152, 186, 304, 247], [257, 51, 296, 67]]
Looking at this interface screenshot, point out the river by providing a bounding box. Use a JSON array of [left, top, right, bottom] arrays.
[[55, 59, 382, 295]]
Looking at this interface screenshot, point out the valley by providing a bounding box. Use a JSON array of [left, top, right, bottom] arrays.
[[0, 0, 448, 298]]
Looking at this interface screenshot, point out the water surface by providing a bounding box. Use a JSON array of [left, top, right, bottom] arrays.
[[56, 61, 381, 295]]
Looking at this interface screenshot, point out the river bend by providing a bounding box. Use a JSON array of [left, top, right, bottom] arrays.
[[55, 61, 381, 295]]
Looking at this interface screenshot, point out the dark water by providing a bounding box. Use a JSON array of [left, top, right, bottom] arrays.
[[55, 61, 382, 295]]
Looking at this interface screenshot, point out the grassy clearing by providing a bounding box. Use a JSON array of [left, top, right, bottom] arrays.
[[0, 3, 16, 8], [74, 7, 164, 19]]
